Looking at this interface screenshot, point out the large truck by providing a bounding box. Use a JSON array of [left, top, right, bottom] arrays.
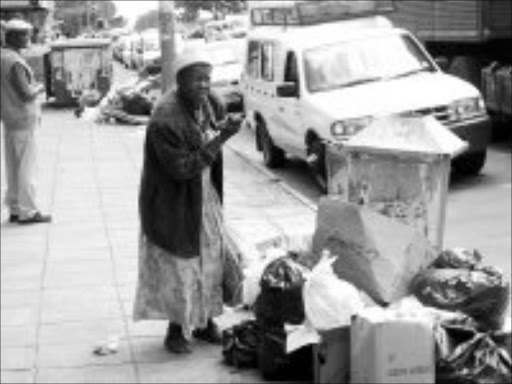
[[388, 0, 511, 124]]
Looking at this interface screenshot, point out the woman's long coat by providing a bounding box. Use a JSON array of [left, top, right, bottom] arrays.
[[138, 90, 226, 257]]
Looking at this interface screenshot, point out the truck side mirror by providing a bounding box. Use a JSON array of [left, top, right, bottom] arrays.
[[276, 82, 298, 98], [435, 56, 449, 72]]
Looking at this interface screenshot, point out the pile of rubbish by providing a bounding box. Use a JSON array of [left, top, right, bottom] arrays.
[[76, 75, 161, 125], [75, 72, 243, 125], [221, 200, 511, 383]]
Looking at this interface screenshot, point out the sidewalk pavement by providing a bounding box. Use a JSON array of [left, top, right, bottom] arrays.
[[0, 106, 317, 383]]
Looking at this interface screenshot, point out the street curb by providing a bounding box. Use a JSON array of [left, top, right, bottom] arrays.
[[226, 144, 318, 212]]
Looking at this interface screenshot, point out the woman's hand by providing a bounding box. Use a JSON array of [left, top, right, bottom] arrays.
[[218, 114, 243, 139]]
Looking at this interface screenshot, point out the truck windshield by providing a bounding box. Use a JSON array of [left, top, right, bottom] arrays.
[[304, 34, 435, 93]]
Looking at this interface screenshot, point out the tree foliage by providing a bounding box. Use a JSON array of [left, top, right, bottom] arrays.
[[54, 0, 117, 36], [133, 1, 247, 32], [176, 0, 246, 14], [134, 9, 159, 32]]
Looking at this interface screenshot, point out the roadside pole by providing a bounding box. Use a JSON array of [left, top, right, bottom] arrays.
[[86, 0, 91, 33], [159, 0, 176, 92]]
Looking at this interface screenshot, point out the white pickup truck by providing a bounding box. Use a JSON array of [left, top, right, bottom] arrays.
[[241, 1, 491, 190]]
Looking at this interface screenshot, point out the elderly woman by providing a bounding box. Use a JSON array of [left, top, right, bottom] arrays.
[[133, 48, 241, 354]]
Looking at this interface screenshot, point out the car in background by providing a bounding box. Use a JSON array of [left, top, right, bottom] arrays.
[[225, 14, 250, 39], [204, 19, 232, 42], [207, 40, 245, 113], [133, 29, 160, 71], [125, 39, 244, 113], [121, 33, 140, 69], [114, 34, 130, 62], [136, 30, 184, 74]]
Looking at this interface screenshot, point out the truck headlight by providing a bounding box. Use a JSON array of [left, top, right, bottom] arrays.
[[331, 116, 373, 138], [449, 97, 486, 121]]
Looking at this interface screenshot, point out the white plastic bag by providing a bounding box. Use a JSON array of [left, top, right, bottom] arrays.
[[284, 319, 321, 353], [303, 251, 364, 331], [80, 106, 101, 122]]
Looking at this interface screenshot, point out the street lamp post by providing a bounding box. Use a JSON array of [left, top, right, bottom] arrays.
[[159, 0, 176, 92], [86, 0, 90, 32]]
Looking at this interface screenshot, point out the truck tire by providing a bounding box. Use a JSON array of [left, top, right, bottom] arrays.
[[306, 138, 327, 193], [257, 120, 285, 169], [453, 150, 487, 176], [449, 56, 482, 90]]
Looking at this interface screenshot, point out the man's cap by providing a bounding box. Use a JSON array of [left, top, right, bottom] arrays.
[[173, 47, 212, 77], [3, 19, 33, 32]]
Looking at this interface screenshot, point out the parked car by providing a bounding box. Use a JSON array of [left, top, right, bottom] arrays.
[[136, 29, 184, 74], [133, 29, 159, 71], [204, 19, 232, 42], [207, 40, 245, 113], [113, 33, 131, 62], [137, 40, 244, 113], [121, 33, 140, 69]]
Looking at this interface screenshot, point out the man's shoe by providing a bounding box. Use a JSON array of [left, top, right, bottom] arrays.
[[18, 212, 52, 225], [8, 214, 18, 223]]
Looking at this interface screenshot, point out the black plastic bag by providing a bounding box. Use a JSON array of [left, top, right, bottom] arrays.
[[435, 318, 512, 384], [259, 253, 308, 291], [119, 92, 152, 116], [258, 325, 313, 381], [411, 267, 510, 330], [431, 248, 483, 270], [222, 320, 260, 369], [255, 255, 309, 327]]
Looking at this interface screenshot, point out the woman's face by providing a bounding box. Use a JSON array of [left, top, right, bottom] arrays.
[[178, 64, 212, 105]]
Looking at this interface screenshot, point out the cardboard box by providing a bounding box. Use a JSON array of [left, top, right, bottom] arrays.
[[313, 327, 350, 384], [350, 308, 435, 384]]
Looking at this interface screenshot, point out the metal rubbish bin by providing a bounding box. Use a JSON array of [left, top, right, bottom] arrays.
[[48, 38, 112, 106], [326, 115, 467, 251]]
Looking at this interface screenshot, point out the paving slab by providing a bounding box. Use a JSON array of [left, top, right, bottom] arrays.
[[35, 365, 138, 384], [0, 370, 35, 384]]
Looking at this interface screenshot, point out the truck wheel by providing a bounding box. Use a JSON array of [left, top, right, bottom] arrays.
[[257, 120, 285, 168], [449, 56, 482, 90], [307, 138, 327, 193], [453, 150, 487, 176]]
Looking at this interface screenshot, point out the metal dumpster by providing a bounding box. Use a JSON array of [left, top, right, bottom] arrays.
[[48, 38, 112, 106], [326, 115, 467, 251]]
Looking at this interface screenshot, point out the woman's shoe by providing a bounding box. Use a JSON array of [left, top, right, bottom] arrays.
[[192, 319, 222, 344], [164, 323, 191, 354]]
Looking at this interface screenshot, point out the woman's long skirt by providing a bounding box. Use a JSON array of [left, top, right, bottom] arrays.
[[133, 169, 224, 339]]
